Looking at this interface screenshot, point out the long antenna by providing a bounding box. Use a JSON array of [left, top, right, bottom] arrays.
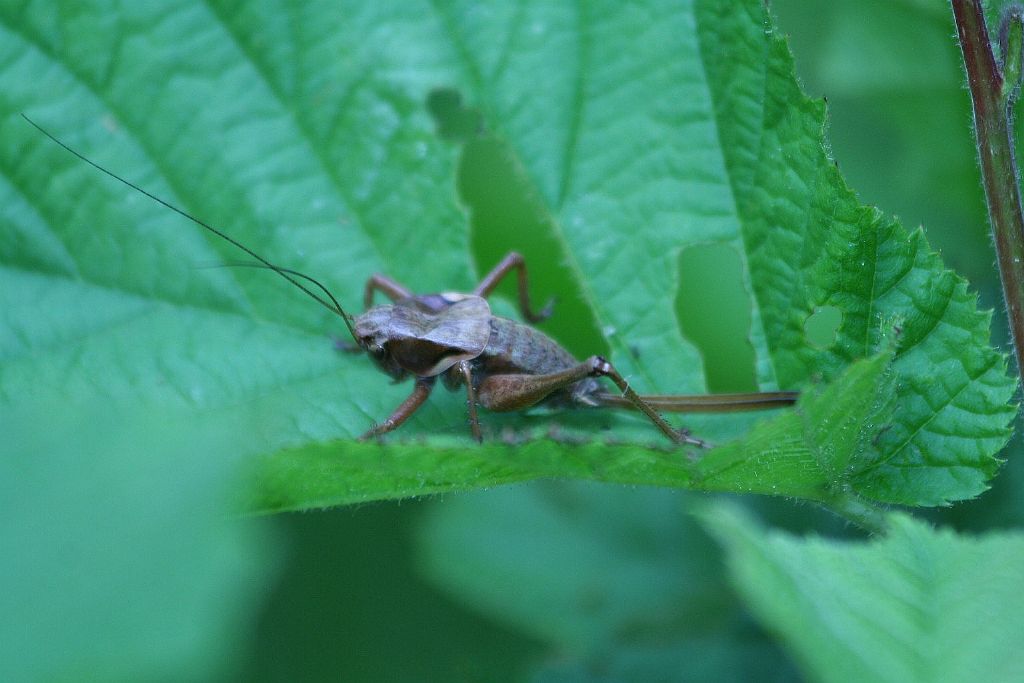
[[21, 113, 358, 341]]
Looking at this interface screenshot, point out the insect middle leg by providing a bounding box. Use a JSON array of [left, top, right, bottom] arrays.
[[473, 252, 553, 323], [475, 356, 706, 446], [364, 273, 413, 308], [359, 377, 435, 441]]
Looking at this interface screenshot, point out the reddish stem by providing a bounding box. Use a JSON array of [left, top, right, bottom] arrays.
[[952, 0, 1024, 378]]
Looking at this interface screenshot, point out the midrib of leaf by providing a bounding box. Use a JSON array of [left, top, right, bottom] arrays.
[[427, 0, 487, 96], [0, 173, 81, 278], [870, 353, 1002, 473], [862, 218, 880, 359], [200, 1, 391, 269], [2, 16, 265, 313], [692, 0, 781, 389], [553, 0, 586, 210], [0, 171, 273, 327], [488, 2, 530, 90], [892, 543, 942, 681], [0, 268, 149, 361]]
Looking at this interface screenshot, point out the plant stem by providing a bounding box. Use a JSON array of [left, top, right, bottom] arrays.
[[952, 0, 1024, 380]]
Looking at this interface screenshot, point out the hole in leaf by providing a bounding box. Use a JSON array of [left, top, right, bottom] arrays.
[[426, 88, 481, 142], [675, 243, 757, 392], [804, 305, 842, 348], [428, 89, 608, 359]]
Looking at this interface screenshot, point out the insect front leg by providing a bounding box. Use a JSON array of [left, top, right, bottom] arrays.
[[473, 252, 554, 323], [364, 273, 413, 308], [359, 377, 435, 441]]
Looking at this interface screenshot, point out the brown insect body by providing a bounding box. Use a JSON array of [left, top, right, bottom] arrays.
[[352, 254, 798, 446], [357, 292, 599, 408], [458, 315, 606, 411]]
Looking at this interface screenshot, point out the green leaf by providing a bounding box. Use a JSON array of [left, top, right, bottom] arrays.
[[0, 0, 1013, 513], [702, 503, 1024, 683]]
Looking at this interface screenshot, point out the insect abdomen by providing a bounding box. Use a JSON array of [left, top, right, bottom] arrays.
[[478, 317, 578, 375]]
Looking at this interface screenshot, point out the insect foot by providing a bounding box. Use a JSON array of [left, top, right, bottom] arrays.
[[359, 378, 435, 440], [677, 427, 710, 450], [588, 356, 614, 376]]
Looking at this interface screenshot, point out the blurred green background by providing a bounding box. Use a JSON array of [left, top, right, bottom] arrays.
[[237, 2, 1024, 681]]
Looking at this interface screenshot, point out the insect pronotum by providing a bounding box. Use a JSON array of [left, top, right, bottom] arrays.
[[25, 114, 797, 446]]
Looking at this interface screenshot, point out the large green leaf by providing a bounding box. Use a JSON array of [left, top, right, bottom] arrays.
[[702, 504, 1024, 683], [0, 0, 1013, 513]]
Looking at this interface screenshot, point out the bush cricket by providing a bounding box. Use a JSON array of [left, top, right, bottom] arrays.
[[25, 114, 798, 446]]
